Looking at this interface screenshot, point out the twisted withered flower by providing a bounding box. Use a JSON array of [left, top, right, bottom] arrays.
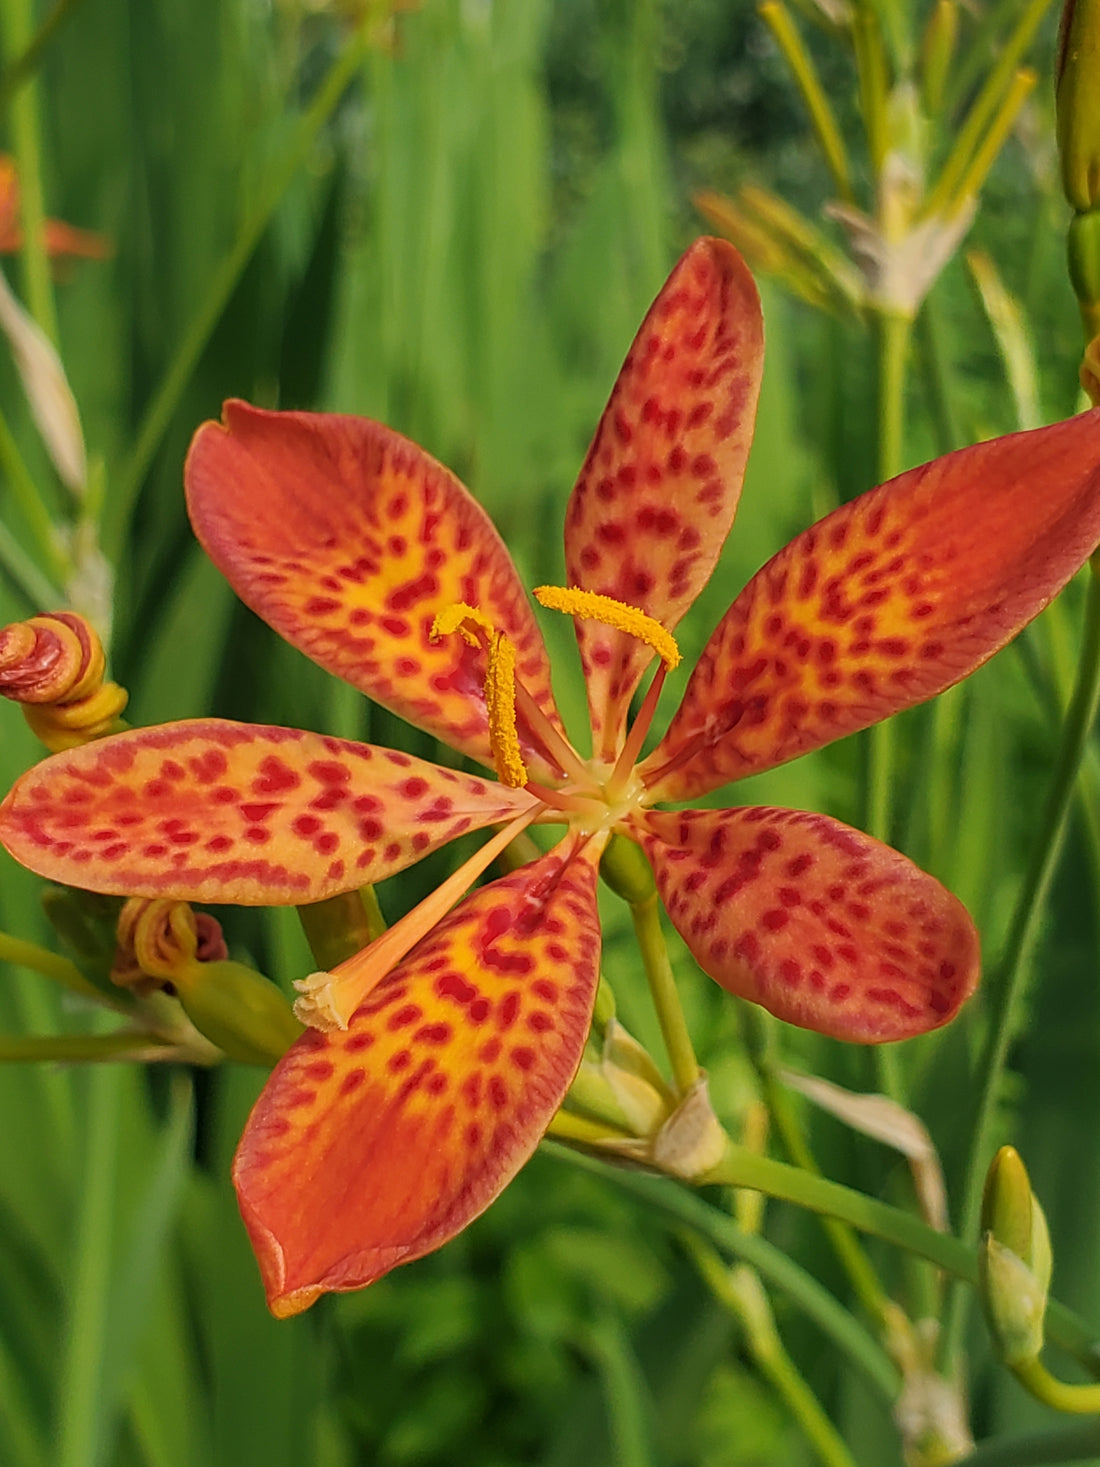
[[4, 240, 1100, 1315]]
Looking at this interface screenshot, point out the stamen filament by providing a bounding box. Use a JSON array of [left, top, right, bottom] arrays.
[[609, 664, 669, 796], [513, 681, 590, 783], [293, 806, 539, 1031]]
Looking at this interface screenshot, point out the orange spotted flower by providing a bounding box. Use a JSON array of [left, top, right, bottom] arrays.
[[4, 239, 1100, 1315]]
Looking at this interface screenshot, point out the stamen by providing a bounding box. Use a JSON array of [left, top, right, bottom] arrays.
[[534, 586, 681, 670], [609, 662, 669, 794], [294, 806, 538, 1031], [484, 632, 528, 788], [431, 602, 529, 788]]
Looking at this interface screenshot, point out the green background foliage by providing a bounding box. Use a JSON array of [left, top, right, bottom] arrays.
[[0, 1, 1097, 1463]]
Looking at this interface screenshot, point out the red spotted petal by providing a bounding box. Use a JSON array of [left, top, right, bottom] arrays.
[[233, 838, 601, 1315], [186, 402, 566, 778], [632, 808, 978, 1043], [564, 238, 763, 759], [642, 410, 1100, 801], [0, 719, 534, 904]]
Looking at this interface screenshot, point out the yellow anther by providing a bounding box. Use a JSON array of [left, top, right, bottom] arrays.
[[485, 632, 528, 788], [533, 586, 681, 670], [431, 601, 529, 789], [430, 602, 494, 649]]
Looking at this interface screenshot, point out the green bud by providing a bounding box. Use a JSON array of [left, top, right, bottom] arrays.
[[172, 959, 304, 1067], [599, 833, 656, 905], [1068, 211, 1100, 310], [979, 1235, 1048, 1364], [978, 1146, 1051, 1365], [1058, 0, 1100, 211]]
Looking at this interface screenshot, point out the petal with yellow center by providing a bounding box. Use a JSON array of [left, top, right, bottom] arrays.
[[0, 719, 536, 904], [233, 837, 601, 1315], [633, 808, 978, 1044], [564, 238, 763, 759], [642, 410, 1100, 802], [186, 402, 566, 779]]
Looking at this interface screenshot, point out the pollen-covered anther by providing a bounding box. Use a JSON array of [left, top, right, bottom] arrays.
[[430, 600, 529, 788], [534, 586, 681, 670]]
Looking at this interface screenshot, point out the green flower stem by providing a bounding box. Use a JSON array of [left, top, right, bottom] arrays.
[[1, 0, 57, 343], [944, 69, 1037, 218], [688, 1240, 860, 1467], [545, 1108, 633, 1147], [666, 1139, 1100, 1371], [868, 308, 912, 1101], [0, 398, 70, 585], [757, 2, 854, 203], [297, 887, 386, 971], [630, 892, 699, 1097], [0, 0, 85, 112], [0, 510, 62, 607], [741, 1008, 891, 1326], [946, 564, 1100, 1366], [1009, 1356, 1100, 1415], [547, 1141, 901, 1400], [0, 928, 101, 997], [0, 1031, 176, 1062], [107, 18, 374, 560]]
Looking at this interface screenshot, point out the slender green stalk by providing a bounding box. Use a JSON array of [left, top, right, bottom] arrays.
[[0, 399, 69, 584], [1010, 1356, 1100, 1415], [0, 928, 99, 995], [582, 1314, 656, 1467], [947, 567, 1100, 1362], [0, 512, 61, 606], [0, 1032, 174, 1062], [630, 892, 699, 1096], [1, 0, 56, 343], [552, 1141, 1100, 1369], [107, 19, 374, 558], [689, 1242, 860, 1467], [850, 3, 890, 177], [0, 0, 85, 112]]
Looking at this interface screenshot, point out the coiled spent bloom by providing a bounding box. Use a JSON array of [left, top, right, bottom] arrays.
[[0, 611, 128, 751], [4, 240, 1100, 1315]]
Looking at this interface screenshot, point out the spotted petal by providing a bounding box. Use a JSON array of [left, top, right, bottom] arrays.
[[564, 238, 763, 760], [641, 410, 1100, 801], [632, 808, 977, 1043], [0, 719, 535, 904], [233, 838, 601, 1315], [186, 402, 566, 778]]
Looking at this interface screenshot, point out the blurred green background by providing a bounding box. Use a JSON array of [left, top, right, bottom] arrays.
[[0, 1, 1097, 1463]]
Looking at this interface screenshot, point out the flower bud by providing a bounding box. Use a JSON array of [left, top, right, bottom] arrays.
[[172, 959, 304, 1067], [1057, 0, 1100, 212], [978, 1146, 1052, 1365]]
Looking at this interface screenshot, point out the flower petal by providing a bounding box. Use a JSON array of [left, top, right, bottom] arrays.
[[233, 838, 602, 1315], [633, 807, 978, 1043], [564, 238, 763, 759], [642, 409, 1100, 800], [0, 719, 534, 904], [186, 402, 566, 777]]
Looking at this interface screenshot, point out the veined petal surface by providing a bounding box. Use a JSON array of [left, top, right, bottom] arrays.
[[234, 838, 601, 1316], [186, 403, 566, 778], [634, 808, 978, 1043], [0, 719, 535, 904], [564, 238, 763, 759], [642, 410, 1100, 801]]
